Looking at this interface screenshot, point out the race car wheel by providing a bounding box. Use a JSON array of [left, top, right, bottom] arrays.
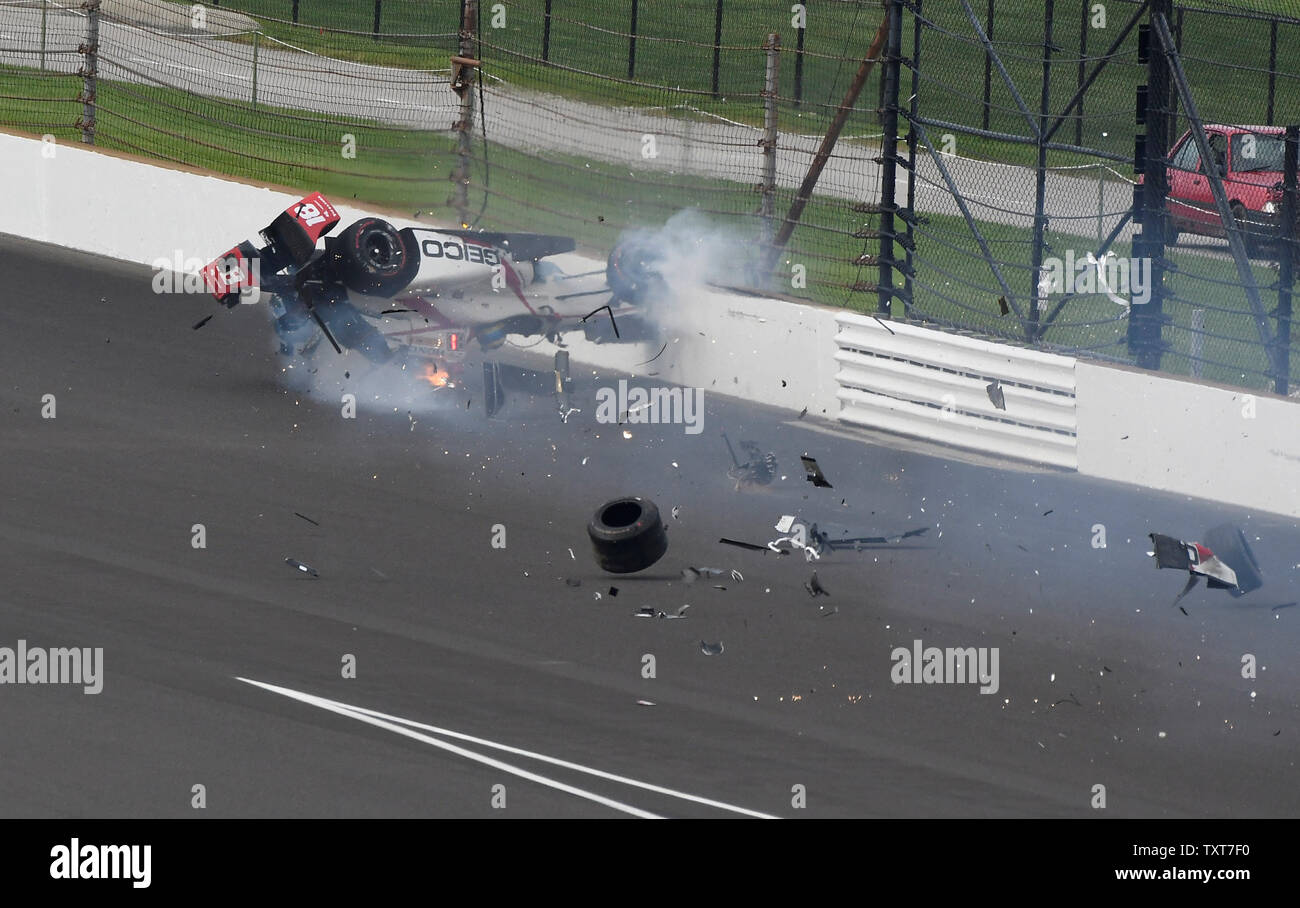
[[1230, 203, 1262, 259], [333, 218, 416, 297], [606, 239, 666, 303], [587, 496, 669, 573], [1202, 523, 1263, 597]]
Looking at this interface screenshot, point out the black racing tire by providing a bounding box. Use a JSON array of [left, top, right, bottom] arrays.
[[1202, 523, 1263, 597], [606, 239, 666, 304], [587, 496, 669, 574], [333, 218, 417, 297]]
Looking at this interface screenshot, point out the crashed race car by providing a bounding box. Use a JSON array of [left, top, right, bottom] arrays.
[[1148, 524, 1264, 604], [199, 192, 662, 383]]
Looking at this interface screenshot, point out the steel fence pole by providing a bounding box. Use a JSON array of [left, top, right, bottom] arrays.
[[1275, 124, 1297, 395], [454, 0, 479, 227], [878, 0, 903, 316], [761, 33, 780, 249], [78, 0, 100, 145]]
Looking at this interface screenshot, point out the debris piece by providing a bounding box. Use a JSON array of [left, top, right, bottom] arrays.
[[997, 296, 1010, 316], [723, 434, 778, 488], [635, 607, 657, 618], [719, 537, 774, 552], [700, 640, 725, 656], [729, 569, 743, 582], [986, 380, 1007, 410], [636, 699, 656, 706], [192, 314, 213, 330], [800, 455, 833, 488], [671, 506, 681, 521], [608, 587, 619, 597], [635, 342, 668, 365], [565, 578, 582, 587], [579, 304, 620, 338], [1179, 605, 1189, 616], [370, 567, 388, 580], [798, 406, 808, 419], [804, 572, 830, 597], [294, 511, 320, 527], [285, 557, 319, 578], [682, 567, 725, 583], [820, 606, 838, 617]]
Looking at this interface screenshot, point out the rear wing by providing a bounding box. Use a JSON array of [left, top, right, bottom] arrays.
[[202, 192, 341, 305]]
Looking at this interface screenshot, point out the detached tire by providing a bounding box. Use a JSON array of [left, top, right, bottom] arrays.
[[333, 218, 416, 297], [588, 497, 669, 574], [1203, 523, 1263, 597], [606, 240, 666, 303]]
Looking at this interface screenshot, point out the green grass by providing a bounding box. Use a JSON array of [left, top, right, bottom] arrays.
[[212, 0, 1300, 171], [2, 60, 1294, 390]]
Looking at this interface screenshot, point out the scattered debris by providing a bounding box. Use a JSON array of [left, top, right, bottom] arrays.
[[636, 699, 656, 707], [579, 304, 620, 338], [723, 433, 778, 489], [798, 406, 808, 419], [608, 587, 619, 597], [636, 605, 690, 619], [719, 537, 776, 552], [294, 511, 320, 527], [682, 567, 726, 583], [985, 380, 1007, 411], [192, 314, 213, 330], [1179, 605, 1189, 616], [1149, 526, 1263, 600], [671, 506, 681, 521], [1042, 509, 1053, 516], [635, 342, 668, 366], [800, 455, 833, 488], [804, 572, 830, 597], [700, 640, 725, 656], [285, 557, 319, 578], [997, 296, 1010, 316]]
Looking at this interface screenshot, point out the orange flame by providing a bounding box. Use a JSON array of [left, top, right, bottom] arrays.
[[421, 363, 450, 387]]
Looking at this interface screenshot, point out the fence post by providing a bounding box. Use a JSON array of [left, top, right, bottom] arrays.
[[1267, 19, 1277, 126], [1076, 0, 1086, 147], [453, 0, 479, 226], [878, 0, 902, 316], [760, 33, 780, 249], [373, 0, 382, 40], [712, 0, 723, 98], [629, 0, 639, 80], [981, 0, 993, 131], [1128, 1, 1171, 371], [292, 0, 299, 25], [1275, 124, 1297, 395], [793, 1, 805, 107], [543, 0, 552, 63], [40, 0, 47, 70], [251, 31, 259, 107], [1190, 309, 1204, 378], [77, 0, 100, 145], [1028, 0, 1054, 339]]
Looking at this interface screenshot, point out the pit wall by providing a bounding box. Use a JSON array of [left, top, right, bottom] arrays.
[[3, 130, 1297, 517]]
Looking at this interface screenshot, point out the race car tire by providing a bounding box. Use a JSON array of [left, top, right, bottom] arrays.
[[606, 239, 666, 303], [587, 496, 669, 574], [1230, 202, 1262, 259], [333, 218, 417, 297], [1202, 523, 1263, 597]]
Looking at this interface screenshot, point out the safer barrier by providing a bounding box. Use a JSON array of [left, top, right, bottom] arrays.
[[833, 313, 1079, 469]]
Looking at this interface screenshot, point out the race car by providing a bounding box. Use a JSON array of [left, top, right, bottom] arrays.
[[199, 192, 664, 378]]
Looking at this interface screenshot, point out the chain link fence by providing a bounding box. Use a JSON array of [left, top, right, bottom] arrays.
[[1, 0, 1297, 392]]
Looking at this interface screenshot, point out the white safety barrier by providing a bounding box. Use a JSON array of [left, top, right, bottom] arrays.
[[834, 313, 1079, 468], [5, 128, 1299, 516]]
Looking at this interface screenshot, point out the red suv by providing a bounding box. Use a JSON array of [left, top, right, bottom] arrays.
[[1163, 125, 1289, 254]]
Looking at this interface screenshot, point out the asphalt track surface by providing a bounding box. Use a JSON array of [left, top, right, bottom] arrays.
[[2, 232, 1300, 818]]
